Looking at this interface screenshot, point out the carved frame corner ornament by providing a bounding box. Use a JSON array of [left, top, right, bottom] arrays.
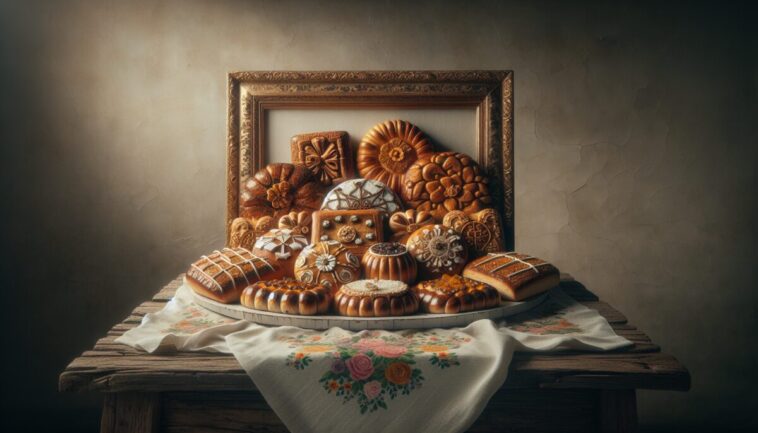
[[227, 70, 514, 249]]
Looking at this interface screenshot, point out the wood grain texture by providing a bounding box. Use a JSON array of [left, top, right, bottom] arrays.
[[101, 392, 160, 433], [59, 276, 690, 395]]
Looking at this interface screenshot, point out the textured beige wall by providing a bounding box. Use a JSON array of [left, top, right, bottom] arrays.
[[1, 0, 756, 431]]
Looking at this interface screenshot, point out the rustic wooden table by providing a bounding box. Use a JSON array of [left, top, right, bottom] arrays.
[[59, 275, 689, 433]]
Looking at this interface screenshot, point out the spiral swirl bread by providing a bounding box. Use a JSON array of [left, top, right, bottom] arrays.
[[241, 279, 331, 315]]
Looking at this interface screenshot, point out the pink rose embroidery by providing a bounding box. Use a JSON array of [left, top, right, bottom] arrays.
[[363, 380, 382, 400], [346, 353, 374, 380], [373, 345, 407, 358]]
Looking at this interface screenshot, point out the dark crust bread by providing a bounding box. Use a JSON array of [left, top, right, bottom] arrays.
[[186, 248, 276, 304], [462, 252, 560, 301], [414, 274, 501, 314], [240, 279, 331, 316]]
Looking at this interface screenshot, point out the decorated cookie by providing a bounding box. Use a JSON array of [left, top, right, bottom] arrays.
[[294, 240, 361, 294], [251, 228, 309, 278], [240, 163, 327, 220], [463, 252, 560, 301], [406, 224, 468, 279], [311, 209, 385, 256], [278, 211, 312, 237], [357, 120, 434, 194], [414, 274, 501, 314], [388, 209, 436, 244], [335, 279, 419, 317], [442, 208, 505, 257], [241, 278, 331, 316], [402, 152, 493, 221], [321, 178, 402, 214], [361, 242, 418, 284], [290, 130, 353, 185]]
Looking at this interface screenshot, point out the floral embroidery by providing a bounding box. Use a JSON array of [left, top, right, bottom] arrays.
[[279, 330, 471, 413], [160, 305, 234, 334], [507, 300, 582, 335]]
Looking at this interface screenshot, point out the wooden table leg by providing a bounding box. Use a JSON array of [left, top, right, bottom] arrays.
[[101, 392, 161, 433], [599, 390, 638, 433]]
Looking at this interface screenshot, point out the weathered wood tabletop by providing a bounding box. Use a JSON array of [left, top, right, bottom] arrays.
[[59, 275, 690, 433]]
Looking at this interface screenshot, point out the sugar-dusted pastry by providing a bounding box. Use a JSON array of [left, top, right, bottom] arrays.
[[357, 120, 434, 195], [251, 228, 309, 278], [278, 210, 312, 237], [311, 209, 385, 256], [463, 252, 560, 301], [414, 274, 500, 314], [402, 151, 493, 221], [442, 209, 505, 257], [240, 278, 331, 315], [320, 178, 402, 214], [228, 216, 275, 250], [406, 224, 468, 279], [294, 240, 361, 294], [240, 163, 327, 220], [388, 209, 435, 244], [290, 130, 353, 185], [335, 279, 419, 317], [361, 242, 418, 284], [186, 247, 276, 304]]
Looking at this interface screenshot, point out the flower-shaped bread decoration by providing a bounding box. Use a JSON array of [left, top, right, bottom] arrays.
[[291, 131, 353, 186], [406, 224, 468, 279], [388, 209, 436, 244], [357, 120, 434, 195], [402, 152, 492, 221], [294, 240, 361, 294], [240, 163, 327, 220], [278, 211, 312, 237], [228, 216, 275, 250]]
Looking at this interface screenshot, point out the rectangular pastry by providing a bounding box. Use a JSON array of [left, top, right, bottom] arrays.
[[290, 130, 353, 185], [185, 247, 276, 304], [462, 252, 559, 301], [311, 209, 385, 256]]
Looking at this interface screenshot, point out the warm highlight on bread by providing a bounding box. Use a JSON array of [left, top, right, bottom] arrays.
[[186, 248, 276, 304], [462, 252, 559, 301]]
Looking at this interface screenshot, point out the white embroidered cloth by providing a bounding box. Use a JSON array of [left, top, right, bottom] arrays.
[[117, 284, 630, 433]]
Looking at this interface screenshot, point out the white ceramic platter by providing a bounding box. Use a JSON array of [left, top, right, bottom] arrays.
[[192, 291, 547, 330]]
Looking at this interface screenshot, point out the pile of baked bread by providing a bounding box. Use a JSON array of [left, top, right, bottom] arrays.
[[187, 120, 559, 317]]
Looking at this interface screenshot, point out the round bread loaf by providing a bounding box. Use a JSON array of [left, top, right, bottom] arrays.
[[241, 279, 331, 316], [294, 240, 361, 294], [251, 228, 309, 279], [406, 224, 468, 279], [414, 274, 500, 314], [357, 120, 433, 195], [335, 279, 419, 317], [361, 242, 418, 284], [240, 163, 327, 220]]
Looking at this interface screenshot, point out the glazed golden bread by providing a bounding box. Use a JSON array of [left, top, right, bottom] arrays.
[[186, 248, 276, 304], [240, 279, 331, 316], [414, 274, 500, 314], [361, 242, 418, 284], [462, 252, 559, 301], [335, 280, 419, 317]]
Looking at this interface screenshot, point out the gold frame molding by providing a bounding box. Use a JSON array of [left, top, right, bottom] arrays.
[[227, 70, 514, 249]]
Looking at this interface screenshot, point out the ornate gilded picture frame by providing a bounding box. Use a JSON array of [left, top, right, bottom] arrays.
[[227, 70, 514, 249]]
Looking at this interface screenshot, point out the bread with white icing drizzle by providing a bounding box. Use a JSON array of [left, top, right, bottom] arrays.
[[186, 247, 277, 303], [462, 252, 559, 301]]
